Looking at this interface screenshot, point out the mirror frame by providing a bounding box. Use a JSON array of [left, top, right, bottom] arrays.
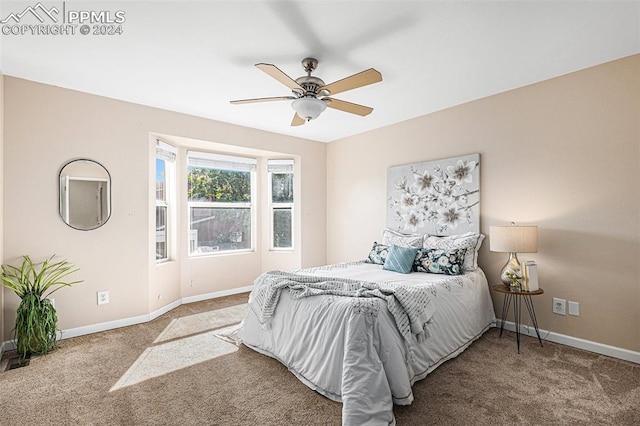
[[59, 158, 112, 231]]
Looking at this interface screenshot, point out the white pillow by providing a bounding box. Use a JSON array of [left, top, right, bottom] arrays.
[[423, 232, 485, 272], [382, 229, 424, 248]]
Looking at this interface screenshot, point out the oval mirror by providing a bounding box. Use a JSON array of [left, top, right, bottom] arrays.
[[59, 159, 111, 230]]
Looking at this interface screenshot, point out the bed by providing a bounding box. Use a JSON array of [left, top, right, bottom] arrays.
[[239, 234, 495, 425], [239, 154, 494, 425]]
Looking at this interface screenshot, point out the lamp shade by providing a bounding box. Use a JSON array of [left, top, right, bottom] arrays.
[[292, 97, 327, 121], [489, 225, 538, 253]]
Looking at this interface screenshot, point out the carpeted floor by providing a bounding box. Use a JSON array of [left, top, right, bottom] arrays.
[[0, 293, 638, 425]]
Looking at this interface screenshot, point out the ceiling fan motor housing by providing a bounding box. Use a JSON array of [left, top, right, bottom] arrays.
[[294, 76, 326, 97]]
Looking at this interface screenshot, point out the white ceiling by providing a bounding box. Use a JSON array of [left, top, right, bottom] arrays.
[[1, 1, 638, 143]]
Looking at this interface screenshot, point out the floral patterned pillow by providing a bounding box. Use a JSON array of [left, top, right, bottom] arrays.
[[423, 232, 484, 272], [365, 242, 389, 265], [414, 248, 467, 275]]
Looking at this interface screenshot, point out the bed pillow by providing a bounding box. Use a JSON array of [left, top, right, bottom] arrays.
[[383, 245, 419, 274], [381, 229, 424, 248], [364, 242, 389, 265], [423, 232, 484, 272], [414, 248, 467, 275]]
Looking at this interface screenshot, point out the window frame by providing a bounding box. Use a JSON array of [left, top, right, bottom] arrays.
[[268, 159, 294, 251], [155, 140, 176, 263], [187, 151, 257, 257]]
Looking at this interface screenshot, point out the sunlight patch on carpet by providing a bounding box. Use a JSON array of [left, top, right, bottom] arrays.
[[154, 304, 248, 343], [110, 304, 247, 392]]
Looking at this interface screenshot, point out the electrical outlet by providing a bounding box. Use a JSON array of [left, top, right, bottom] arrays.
[[568, 301, 580, 316], [97, 290, 109, 305], [553, 298, 566, 315]]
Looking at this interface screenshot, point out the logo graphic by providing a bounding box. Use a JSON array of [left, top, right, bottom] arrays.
[[0, 2, 59, 24], [1, 2, 126, 36]]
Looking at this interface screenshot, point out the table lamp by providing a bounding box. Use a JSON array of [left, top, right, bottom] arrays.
[[490, 223, 538, 286]]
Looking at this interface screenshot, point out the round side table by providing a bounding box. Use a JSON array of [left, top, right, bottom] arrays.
[[491, 285, 544, 353]]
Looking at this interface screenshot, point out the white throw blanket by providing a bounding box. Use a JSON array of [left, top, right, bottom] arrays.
[[249, 270, 436, 342]]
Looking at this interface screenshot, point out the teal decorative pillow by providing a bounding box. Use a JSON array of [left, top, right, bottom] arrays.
[[383, 245, 419, 274], [414, 248, 467, 275], [365, 242, 389, 265]]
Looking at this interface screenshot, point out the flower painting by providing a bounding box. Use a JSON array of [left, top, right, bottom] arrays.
[[387, 154, 480, 236]]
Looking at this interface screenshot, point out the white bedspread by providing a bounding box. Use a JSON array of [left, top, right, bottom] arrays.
[[240, 262, 496, 426], [249, 270, 436, 343]]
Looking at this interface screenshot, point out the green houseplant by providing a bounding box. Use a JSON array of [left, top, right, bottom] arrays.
[[1, 255, 83, 358]]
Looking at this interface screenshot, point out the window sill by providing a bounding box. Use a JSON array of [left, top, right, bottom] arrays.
[[188, 249, 255, 259]]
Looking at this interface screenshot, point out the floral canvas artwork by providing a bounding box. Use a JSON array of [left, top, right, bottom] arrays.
[[387, 153, 480, 236]]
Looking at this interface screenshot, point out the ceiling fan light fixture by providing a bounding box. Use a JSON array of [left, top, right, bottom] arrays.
[[291, 97, 327, 121]]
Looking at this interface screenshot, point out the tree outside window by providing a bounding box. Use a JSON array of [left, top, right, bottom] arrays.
[[187, 152, 256, 255], [268, 160, 294, 250]]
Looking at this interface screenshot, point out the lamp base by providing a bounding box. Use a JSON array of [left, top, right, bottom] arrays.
[[500, 252, 521, 287]]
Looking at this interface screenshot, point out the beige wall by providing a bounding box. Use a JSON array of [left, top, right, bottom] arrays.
[[327, 55, 640, 352], [3, 77, 326, 337], [2, 55, 638, 355]]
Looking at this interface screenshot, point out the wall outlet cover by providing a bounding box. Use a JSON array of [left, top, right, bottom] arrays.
[[97, 290, 110, 305], [553, 298, 566, 315], [568, 301, 580, 316]]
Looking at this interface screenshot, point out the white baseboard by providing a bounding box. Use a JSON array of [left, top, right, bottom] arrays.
[[4, 292, 636, 365], [1, 286, 252, 353], [495, 320, 640, 364], [149, 298, 182, 321], [181, 285, 253, 304]]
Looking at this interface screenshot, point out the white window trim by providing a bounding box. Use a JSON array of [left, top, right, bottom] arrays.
[[268, 159, 294, 251]]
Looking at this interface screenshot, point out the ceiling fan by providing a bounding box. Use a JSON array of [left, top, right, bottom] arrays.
[[230, 58, 382, 126]]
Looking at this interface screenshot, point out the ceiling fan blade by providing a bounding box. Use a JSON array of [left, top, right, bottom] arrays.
[[256, 63, 304, 92], [320, 68, 382, 96], [291, 113, 305, 126], [325, 97, 373, 116], [230, 96, 296, 105]]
